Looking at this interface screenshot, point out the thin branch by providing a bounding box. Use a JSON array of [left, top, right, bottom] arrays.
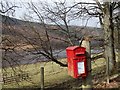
[[0, 6, 18, 13]]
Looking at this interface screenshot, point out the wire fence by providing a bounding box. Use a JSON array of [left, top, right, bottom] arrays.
[[3, 71, 30, 85], [2, 60, 68, 88]]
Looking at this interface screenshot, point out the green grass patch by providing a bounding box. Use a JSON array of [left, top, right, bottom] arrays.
[[2, 59, 71, 88], [2, 57, 119, 89]]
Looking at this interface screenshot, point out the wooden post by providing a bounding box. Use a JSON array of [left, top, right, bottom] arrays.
[[107, 57, 110, 84], [40, 67, 44, 90], [80, 36, 92, 90], [116, 49, 120, 73]]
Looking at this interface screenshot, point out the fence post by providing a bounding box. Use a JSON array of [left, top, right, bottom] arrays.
[[80, 36, 92, 90], [40, 66, 44, 90]]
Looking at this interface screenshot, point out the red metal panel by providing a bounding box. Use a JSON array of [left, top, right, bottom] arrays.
[[66, 46, 79, 50], [66, 46, 87, 78]]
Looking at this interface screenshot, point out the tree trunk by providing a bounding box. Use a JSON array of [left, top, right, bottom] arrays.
[[116, 13, 120, 71], [81, 38, 92, 90], [103, 2, 116, 77]]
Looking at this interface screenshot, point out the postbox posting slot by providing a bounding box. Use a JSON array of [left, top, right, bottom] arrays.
[[73, 58, 78, 60], [73, 57, 84, 60], [75, 53, 84, 56]]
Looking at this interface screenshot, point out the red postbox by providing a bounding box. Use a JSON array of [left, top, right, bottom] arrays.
[[66, 46, 87, 78]]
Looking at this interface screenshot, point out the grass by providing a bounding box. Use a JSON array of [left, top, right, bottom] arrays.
[[2, 56, 119, 89], [2, 59, 71, 88]]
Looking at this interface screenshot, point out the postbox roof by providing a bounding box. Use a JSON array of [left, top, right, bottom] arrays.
[[66, 46, 80, 50]]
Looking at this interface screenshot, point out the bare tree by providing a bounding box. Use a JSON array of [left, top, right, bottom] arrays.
[[0, 0, 18, 15], [29, 1, 79, 45], [20, 0, 120, 72], [2, 0, 119, 72], [1, 0, 120, 88]]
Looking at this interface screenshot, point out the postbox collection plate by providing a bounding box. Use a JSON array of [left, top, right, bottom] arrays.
[[77, 61, 85, 74]]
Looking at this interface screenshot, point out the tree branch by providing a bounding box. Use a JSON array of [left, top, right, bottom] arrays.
[[0, 6, 18, 13]]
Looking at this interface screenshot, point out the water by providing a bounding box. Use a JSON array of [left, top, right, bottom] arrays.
[[3, 49, 103, 67]]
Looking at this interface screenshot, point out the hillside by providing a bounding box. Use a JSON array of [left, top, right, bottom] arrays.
[[1, 14, 103, 49]]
